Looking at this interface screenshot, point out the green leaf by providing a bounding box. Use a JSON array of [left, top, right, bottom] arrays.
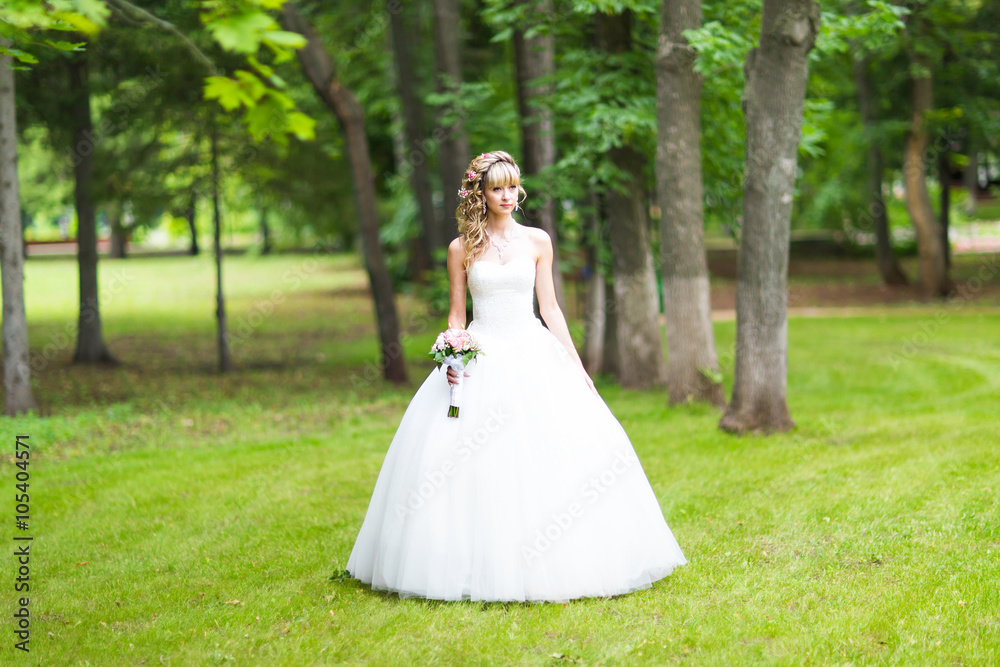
[[203, 76, 251, 111], [206, 13, 275, 54], [249, 0, 286, 9], [234, 70, 267, 101], [72, 0, 112, 25], [264, 87, 295, 110], [245, 102, 277, 141], [489, 27, 514, 43], [43, 39, 86, 51], [50, 11, 100, 35], [260, 30, 306, 50], [247, 54, 273, 78], [0, 47, 38, 64], [286, 112, 316, 141]]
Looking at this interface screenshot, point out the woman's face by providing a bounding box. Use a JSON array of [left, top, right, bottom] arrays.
[[484, 183, 519, 219]]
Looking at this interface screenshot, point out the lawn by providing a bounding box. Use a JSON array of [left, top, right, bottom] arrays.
[[2, 252, 998, 665]]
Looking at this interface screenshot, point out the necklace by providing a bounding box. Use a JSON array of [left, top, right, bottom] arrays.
[[485, 225, 517, 261]]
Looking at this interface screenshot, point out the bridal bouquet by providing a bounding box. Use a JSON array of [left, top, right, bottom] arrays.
[[429, 328, 484, 418]]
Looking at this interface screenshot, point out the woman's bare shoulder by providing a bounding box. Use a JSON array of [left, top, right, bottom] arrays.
[[448, 236, 470, 270], [525, 226, 552, 260]]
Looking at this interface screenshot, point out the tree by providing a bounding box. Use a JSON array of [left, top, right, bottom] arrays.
[[210, 121, 232, 372], [513, 0, 564, 310], [282, 2, 408, 384], [0, 49, 37, 415], [656, 0, 724, 406], [596, 10, 666, 390], [68, 47, 118, 365], [581, 195, 605, 374], [431, 0, 471, 243], [388, 5, 440, 276], [851, 48, 909, 286], [0, 2, 110, 410], [185, 192, 199, 255], [719, 0, 820, 434], [901, 10, 952, 297]]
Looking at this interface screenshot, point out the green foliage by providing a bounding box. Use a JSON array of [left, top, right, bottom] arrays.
[[10, 0, 1000, 268], [0, 0, 109, 37], [568, 0, 657, 18], [198, 0, 315, 142], [815, 0, 910, 58], [548, 42, 657, 201], [0, 0, 105, 67], [688, 3, 756, 228], [203, 72, 315, 142], [17, 125, 74, 233]]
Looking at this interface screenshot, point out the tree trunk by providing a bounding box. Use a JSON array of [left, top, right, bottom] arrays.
[[260, 204, 271, 255], [939, 145, 950, 270], [283, 3, 408, 384], [656, 0, 725, 406], [0, 49, 38, 415], [719, 0, 820, 434], [431, 0, 471, 243], [600, 273, 621, 379], [109, 205, 128, 259], [211, 124, 232, 373], [606, 144, 665, 389], [596, 12, 665, 389], [963, 143, 977, 216], [69, 50, 117, 365], [902, 40, 951, 297], [186, 191, 199, 256], [389, 8, 441, 273], [852, 50, 908, 286], [514, 0, 564, 310], [582, 196, 605, 375]]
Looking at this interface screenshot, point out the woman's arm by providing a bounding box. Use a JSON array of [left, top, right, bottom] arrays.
[[533, 230, 599, 397], [446, 237, 468, 329]]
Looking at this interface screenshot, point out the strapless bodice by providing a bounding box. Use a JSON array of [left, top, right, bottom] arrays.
[[466, 256, 541, 334]]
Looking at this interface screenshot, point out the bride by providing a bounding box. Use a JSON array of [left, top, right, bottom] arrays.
[[345, 151, 687, 602]]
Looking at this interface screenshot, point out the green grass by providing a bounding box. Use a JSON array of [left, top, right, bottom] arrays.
[[2, 253, 999, 665]]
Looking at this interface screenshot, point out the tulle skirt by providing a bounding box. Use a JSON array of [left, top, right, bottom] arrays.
[[345, 316, 687, 602]]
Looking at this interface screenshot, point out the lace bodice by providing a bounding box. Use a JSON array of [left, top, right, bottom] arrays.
[[467, 256, 541, 334]]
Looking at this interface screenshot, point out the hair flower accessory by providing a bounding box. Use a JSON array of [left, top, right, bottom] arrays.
[[480, 152, 492, 159], [466, 170, 477, 181], [457, 187, 470, 198]]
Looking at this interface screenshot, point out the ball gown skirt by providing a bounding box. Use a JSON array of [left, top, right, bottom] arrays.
[[345, 256, 687, 602]]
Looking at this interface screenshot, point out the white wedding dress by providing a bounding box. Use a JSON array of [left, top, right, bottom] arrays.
[[345, 255, 687, 602]]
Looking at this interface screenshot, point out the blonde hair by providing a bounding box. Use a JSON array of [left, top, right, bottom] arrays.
[[455, 151, 527, 273]]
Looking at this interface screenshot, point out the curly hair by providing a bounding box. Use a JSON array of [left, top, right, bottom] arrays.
[[455, 151, 527, 273]]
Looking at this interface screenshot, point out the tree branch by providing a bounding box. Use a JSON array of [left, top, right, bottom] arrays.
[[105, 0, 219, 74]]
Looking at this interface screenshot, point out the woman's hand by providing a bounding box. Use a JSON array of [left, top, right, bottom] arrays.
[[446, 367, 470, 386], [582, 370, 599, 398]]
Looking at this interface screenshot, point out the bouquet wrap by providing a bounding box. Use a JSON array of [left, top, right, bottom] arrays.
[[443, 354, 476, 418]]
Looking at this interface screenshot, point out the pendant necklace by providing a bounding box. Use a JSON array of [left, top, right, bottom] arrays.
[[486, 225, 515, 261]]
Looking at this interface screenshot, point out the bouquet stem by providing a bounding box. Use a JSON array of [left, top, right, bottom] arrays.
[[448, 375, 462, 418]]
